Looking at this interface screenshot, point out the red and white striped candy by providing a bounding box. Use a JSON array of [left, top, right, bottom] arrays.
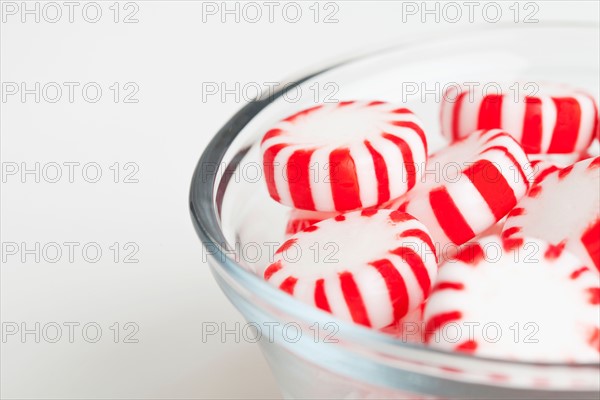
[[528, 159, 561, 185], [261, 101, 428, 212], [440, 83, 599, 154], [503, 156, 600, 272], [423, 235, 600, 362], [387, 129, 531, 249], [264, 209, 437, 329], [285, 209, 336, 237]]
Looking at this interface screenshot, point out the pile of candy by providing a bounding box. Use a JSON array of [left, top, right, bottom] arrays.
[[259, 84, 600, 362]]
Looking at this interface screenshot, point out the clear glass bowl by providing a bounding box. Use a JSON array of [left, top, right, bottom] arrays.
[[190, 23, 600, 399]]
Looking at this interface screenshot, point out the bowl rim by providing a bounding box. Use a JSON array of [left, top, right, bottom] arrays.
[[189, 21, 600, 371]]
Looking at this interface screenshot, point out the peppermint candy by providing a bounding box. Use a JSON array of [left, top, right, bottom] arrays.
[[261, 101, 428, 212], [503, 157, 600, 272], [264, 209, 437, 329], [387, 129, 531, 249], [423, 235, 600, 362], [441, 83, 598, 154]]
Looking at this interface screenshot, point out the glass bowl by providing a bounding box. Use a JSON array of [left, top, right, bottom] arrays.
[[190, 23, 600, 399]]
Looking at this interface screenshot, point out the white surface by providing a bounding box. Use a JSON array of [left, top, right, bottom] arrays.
[[1, 1, 598, 398]]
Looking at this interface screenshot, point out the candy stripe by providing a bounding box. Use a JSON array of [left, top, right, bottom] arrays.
[[340, 271, 371, 326], [286, 218, 321, 236], [382, 133, 416, 191], [480, 145, 530, 190], [588, 288, 600, 305], [391, 121, 428, 155], [391, 247, 431, 298], [280, 276, 298, 295], [329, 148, 362, 211], [314, 279, 331, 312], [401, 228, 437, 262], [581, 219, 600, 271], [287, 149, 316, 210], [454, 243, 485, 264], [547, 97, 581, 153], [533, 164, 560, 185], [364, 140, 390, 204], [264, 261, 283, 280], [433, 281, 465, 292], [370, 259, 409, 321], [261, 128, 282, 144], [452, 92, 468, 141], [284, 104, 322, 122], [478, 94, 503, 130], [429, 187, 475, 245], [456, 340, 478, 353], [571, 267, 590, 280], [521, 97, 544, 153], [263, 143, 288, 202], [276, 238, 298, 255], [424, 311, 462, 342], [482, 131, 507, 145], [464, 159, 517, 220]]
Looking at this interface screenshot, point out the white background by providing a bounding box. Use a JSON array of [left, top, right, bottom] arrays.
[[1, 1, 598, 398]]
